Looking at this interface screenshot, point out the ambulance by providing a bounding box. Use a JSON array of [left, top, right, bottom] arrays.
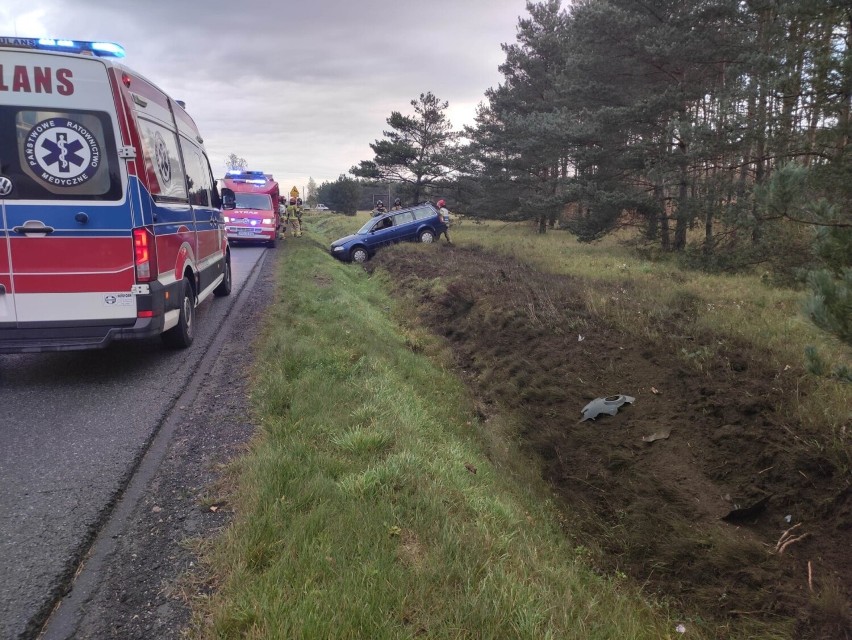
[[0, 37, 236, 353], [221, 170, 281, 247]]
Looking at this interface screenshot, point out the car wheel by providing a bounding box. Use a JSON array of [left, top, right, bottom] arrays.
[[213, 254, 232, 297], [419, 230, 435, 243], [162, 277, 196, 348], [351, 247, 369, 263]]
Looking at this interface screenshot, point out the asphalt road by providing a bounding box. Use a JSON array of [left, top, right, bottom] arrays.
[[0, 245, 269, 640]]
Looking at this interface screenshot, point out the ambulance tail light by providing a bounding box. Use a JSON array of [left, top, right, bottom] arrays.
[[133, 227, 157, 282]]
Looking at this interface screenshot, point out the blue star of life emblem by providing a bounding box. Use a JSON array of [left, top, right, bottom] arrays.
[[25, 118, 101, 187], [41, 135, 86, 172]]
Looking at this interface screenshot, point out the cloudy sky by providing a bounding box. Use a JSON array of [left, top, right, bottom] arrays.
[[1, 0, 529, 194]]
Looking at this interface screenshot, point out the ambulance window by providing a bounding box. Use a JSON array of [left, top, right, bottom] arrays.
[[202, 157, 215, 201], [181, 141, 211, 208], [137, 118, 187, 202], [205, 154, 222, 208], [2, 108, 122, 200]]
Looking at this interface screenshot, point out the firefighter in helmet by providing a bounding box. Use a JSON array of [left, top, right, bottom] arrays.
[[437, 199, 451, 243], [286, 197, 302, 237]]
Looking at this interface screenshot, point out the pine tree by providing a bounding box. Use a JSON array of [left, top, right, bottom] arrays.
[[804, 268, 852, 344], [467, 0, 573, 233], [351, 92, 457, 204]]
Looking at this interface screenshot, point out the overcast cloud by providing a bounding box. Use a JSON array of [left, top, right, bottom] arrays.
[[1, 0, 527, 192]]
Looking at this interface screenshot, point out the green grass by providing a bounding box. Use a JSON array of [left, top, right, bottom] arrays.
[[193, 226, 679, 639], [194, 213, 849, 638]]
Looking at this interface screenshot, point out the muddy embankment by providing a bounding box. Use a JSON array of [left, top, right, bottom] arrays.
[[371, 244, 851, 639]]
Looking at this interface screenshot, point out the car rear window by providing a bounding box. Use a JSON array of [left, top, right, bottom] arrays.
[[412, 206, 434, 220], [0, 106, 122, 200]]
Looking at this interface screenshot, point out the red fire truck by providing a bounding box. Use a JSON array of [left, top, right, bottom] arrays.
[[221, 170, 281, 247]]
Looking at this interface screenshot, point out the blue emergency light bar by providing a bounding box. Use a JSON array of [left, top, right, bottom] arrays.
[[225, 170, 269, 184], [0, 36, 126, 58]]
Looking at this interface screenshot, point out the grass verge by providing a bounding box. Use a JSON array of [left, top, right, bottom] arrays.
[[193, 229, 678, 639]]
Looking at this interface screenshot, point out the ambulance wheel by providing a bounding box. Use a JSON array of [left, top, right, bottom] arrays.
[[162, 277, 196, 349], [214, 254, 232, 297]]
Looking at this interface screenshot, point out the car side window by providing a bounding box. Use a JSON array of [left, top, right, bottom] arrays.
[[412, 206, 433, 220], [394, 211, 414, 225], [374, 217, 393, 231]]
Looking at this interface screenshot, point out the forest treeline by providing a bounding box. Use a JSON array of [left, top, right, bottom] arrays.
[[466, 0, 849, 270]]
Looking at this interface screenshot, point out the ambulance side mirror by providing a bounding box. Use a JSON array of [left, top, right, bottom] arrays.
[[221, 187, 236, 210]]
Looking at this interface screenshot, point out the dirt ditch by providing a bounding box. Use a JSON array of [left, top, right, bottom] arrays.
[[370, 243, 851, 639]]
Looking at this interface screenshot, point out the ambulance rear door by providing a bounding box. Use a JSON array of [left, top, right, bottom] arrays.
[[0, 48, 133, 327]]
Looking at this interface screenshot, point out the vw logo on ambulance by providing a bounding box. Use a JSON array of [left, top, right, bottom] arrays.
[[0, 175, 12, 196]]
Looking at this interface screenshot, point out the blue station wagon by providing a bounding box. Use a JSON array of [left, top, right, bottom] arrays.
[[330, 203, 447, 263]]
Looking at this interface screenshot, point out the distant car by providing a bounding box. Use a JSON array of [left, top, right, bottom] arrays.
[[330, 203, 447, 263], [315, 204, 330, 211]]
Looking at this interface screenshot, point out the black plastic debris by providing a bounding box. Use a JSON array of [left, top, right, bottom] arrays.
[[580, 395, 635, 422], [721, 495, 772, 523]]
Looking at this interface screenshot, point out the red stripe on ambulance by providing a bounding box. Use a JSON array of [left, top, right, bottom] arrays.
[[13, 270, 135, 294], [8, 237, 134, 293]]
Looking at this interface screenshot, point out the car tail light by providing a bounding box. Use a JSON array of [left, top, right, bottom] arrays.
[[133, 227, 157, 282]]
